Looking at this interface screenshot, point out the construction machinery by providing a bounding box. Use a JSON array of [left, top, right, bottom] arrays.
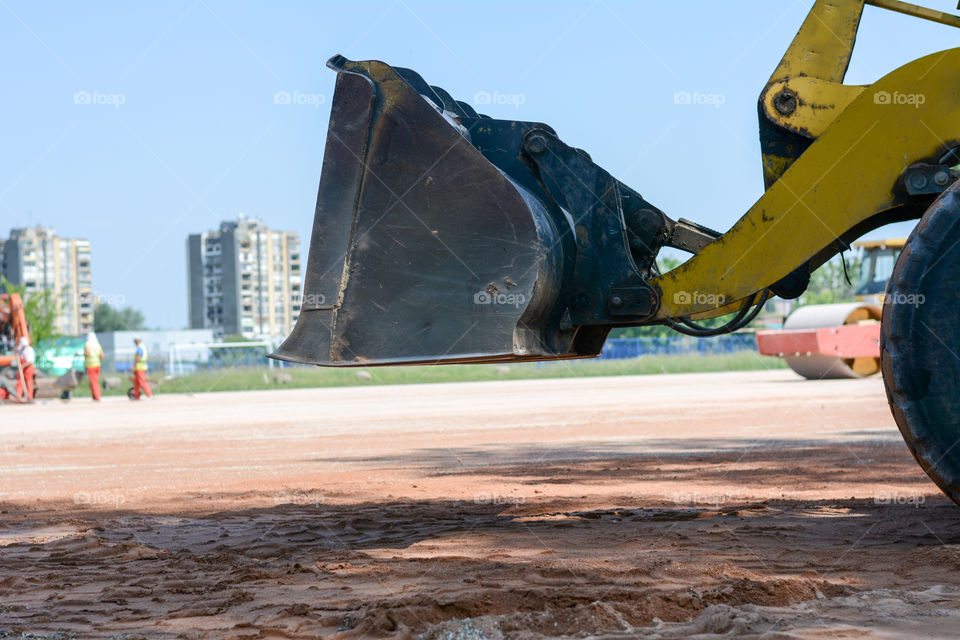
[[0, 293, 32, 401], [756, 239, 904, 379], [273, 1, 960, 504], [0, 294, 81, 402], [0, 294, 29, 366]]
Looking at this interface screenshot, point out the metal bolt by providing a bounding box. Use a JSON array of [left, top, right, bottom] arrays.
[[610, 295, 623, 308], [526, 134, 548, 155], [909, 172, 929, 191], [773, 90, 797, 116], [575, 294, 589, 309], [934, 170, 951, 187]]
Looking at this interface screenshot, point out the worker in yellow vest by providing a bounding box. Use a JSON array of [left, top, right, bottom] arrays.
[[132, 336, 153, 400], [83, 332, 104, 401]]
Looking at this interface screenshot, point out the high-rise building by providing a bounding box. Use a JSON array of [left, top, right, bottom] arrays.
[[1, 226, 94, 335], [186, 215, 302, 338]]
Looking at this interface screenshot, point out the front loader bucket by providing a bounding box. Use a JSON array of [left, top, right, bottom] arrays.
[[273, 56, 588, 367]]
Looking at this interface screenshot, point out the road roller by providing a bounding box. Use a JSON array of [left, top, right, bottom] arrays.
[[756, 239, 904, 379], [273, 1, 960, 504]]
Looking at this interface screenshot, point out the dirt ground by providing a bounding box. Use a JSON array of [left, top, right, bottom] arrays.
[[1, 369, 959, 639]]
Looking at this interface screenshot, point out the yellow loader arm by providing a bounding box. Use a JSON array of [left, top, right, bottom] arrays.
[[655, 0, 960, 321]]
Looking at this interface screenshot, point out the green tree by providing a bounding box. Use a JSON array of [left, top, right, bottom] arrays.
[[93, 302, 146, 332], [1, 276, 62, 344], [23, 288, 61, 344], [798, 253, 860, 306]]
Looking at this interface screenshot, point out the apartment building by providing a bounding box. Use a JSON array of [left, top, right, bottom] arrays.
[[187, 216, 302, 338], [1, 226, 94, 335]]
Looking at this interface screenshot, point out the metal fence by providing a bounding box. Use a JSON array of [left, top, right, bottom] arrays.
[[600, 334, 757, 359]]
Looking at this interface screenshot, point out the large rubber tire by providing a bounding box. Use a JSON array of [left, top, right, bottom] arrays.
[[881, 181, 960, 506]]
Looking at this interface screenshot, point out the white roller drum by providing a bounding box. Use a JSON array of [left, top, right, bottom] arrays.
[[782, 302, 881, 379]]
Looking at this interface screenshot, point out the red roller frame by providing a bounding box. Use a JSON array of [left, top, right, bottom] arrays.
[[756, 323, 881, 359]]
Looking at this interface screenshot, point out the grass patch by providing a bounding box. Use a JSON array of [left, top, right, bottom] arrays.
[[71, 352, 786, 397]]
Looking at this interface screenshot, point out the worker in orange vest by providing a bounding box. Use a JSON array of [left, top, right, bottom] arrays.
[[132, 336, 152, 400], [83, 332, 104, 401], [16, 337, 35, 401]]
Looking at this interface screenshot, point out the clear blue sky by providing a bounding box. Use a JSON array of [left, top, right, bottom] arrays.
[[2, 1, 958, 329]]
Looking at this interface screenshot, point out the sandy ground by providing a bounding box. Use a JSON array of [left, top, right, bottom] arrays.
[[1, 369, 959, 639]]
